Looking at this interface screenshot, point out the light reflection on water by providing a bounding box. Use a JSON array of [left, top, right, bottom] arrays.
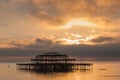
[[0, 61, 120, 80]]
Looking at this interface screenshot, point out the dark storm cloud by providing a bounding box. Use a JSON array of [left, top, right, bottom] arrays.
[[0, 38, 120, 61], [0, 48, 37, 57], [59, 43, 120, 57], [91, 36, 116, 43], [35, 38, 53, 45]]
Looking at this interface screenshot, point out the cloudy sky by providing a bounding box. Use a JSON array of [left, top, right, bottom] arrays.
[[0, 0, 120, 61]]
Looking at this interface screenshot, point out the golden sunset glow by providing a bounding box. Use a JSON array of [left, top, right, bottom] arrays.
[[60, 19, 97, 29], [59, 38, 80, 45], [59, 34, 96, 45]]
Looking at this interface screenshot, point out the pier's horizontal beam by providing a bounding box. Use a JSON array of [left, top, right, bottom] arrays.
[[31, 58, 76, 61], [17, 63, 93, 72]]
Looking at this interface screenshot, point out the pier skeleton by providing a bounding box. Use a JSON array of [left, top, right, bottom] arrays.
[[17, 52, 93, 72]]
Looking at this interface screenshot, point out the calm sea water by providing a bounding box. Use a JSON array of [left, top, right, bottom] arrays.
[[0, 61, 120, 80]]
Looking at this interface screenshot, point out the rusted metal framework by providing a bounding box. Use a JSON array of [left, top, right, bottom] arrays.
[[17, 52, 93, 72]]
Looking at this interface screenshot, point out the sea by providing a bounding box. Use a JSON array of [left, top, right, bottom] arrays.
[[0, 61, 120, 80]]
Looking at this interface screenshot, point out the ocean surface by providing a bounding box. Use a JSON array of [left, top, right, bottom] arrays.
[[0, 61, 120, 80]]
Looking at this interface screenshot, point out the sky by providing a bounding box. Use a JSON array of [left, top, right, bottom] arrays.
[[0, 0, 120, 61]]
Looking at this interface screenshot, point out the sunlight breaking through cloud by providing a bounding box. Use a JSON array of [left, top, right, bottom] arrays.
[[59, 19, 97, 29]]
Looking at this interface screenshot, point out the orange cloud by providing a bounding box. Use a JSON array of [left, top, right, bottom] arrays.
[[0, 39, 35, 48], [95, 0, 120, 7], [0, 0, 120, 46]]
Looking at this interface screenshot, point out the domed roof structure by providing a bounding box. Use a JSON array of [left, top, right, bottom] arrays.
[[35, 52, 68, 59], [31, 52, 75, 62]]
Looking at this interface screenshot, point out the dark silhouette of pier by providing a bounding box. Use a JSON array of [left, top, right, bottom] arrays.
[[17, 52, 93, 72]]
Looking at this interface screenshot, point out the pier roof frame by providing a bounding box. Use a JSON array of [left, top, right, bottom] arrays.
[[35, 52, 68, 58], [31, 58, 76, 61]]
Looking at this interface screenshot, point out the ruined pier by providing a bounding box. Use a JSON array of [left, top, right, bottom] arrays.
[[17, 52, 93, 72]]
